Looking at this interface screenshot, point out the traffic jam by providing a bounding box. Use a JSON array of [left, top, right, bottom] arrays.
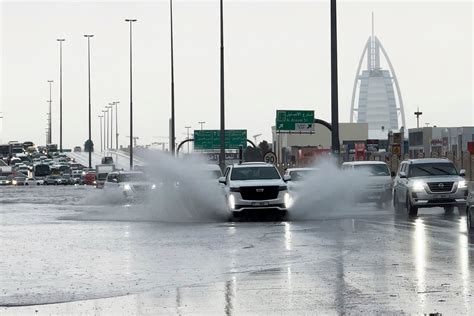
[[1, 140, 473, 228]]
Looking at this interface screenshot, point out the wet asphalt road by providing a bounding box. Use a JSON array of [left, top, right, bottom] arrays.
[[1, 186, 473, 315]]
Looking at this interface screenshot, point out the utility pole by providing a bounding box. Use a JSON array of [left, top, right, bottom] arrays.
[[414, 107, 423, 128], [169, 0, 176, 155], [57, 38, 65, 152], [114, 101, 120, 149], [47, 80, 53, 144], [84, 34, 94, 169], [185, 126, 192, 153], [198, 121, 205, 130], [219, 0, 226, 171], [330, 0, 340, 155], [98, 115, 103, 152], [125, 19, 137, 170]]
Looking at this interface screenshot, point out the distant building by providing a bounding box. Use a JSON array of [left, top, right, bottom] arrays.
[[350, 16, 406, 139], [408, 126, 474, 157]]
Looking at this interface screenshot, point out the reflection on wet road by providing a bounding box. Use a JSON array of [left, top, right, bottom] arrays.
[[1, 186, 473, 314]]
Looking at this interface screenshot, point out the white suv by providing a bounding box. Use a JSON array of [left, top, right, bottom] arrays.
[[219, 162, 291, 219], [104, 171, 156, 200]]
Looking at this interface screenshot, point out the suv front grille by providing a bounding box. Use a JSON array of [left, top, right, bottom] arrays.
[[240, 186, 279, 200], [428, 182, 454, 193], [133, 185, 149, 192]]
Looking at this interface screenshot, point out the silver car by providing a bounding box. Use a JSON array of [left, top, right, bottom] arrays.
[[393, 158, 468, 216]]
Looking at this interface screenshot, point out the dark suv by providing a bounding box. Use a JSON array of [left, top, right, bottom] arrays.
[[393, 158, 468, 216]]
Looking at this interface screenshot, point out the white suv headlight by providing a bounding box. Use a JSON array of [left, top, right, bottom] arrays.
[[228, 194, 236, 210], [411, 180, 425, 192], [458, 180, 467, 189], [124, 184, 132, 191], [284, 192, 293, 208]]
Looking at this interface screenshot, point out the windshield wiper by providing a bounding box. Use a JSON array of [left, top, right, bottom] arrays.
[[431, 167, 454, 175], [415, 167, 434, 176]]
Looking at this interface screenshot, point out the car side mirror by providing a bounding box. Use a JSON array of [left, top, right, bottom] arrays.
[[399, 172, 407, 179], [459, 169, 466, 177], [218, 177, 226, 184], [283, 175, 291, 182], [391, 171, 396, 178]]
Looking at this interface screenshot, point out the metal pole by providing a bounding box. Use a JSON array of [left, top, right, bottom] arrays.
[[219, 0, 226, 170], [169, 0, 176, 155], [198, 121, 205, 130], [330, 0, 340, 155], [125, 19, 137, 170], [106, 107, 109, 149], [114, 101, 119, 149], [47, 80, 53, 145], [99, 115, 103, 152], [109, 103, 113, 150], [102, 110, 107, 153], [185, 126, 191, 153], [57, 39, 65, 152], [84, 35, 93, 168]]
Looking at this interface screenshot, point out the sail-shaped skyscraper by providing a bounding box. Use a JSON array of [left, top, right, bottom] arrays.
[[350, 15, 406, 139]]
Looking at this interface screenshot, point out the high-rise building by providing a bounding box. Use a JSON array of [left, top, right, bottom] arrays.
[[350, 15, 406, 139]]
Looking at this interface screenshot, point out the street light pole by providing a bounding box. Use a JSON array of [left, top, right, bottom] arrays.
[[198, 121, 205, 130], [330, 0, 340, 155], [84, 34, 94, 168], [113, 101, 120, 149], [47, 80, 53, 145], [105, 106, 110, 150], [169, 0, 176, 155], [219, 0, 226, 171], [125, 19, 137, 170], [185, 126, 191, 153], [57, 38, 65, 152], [108, 102, 115, 150], [98, 115, 103, 152], [102, 109, 107, 153]]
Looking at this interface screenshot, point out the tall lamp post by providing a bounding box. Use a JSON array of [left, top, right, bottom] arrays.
[[112, 101, 120, 149], [84, 34, 94, 168], [330, 0, 340, 155], [198, 121, 205, 130], [47, 80, 53, 144], [98, 115, 103, 152], [108, 102, 115, 150], [102, 109, 107, 153], [185, 126, 192, 153], [219, 0, 226, 171], [57, 38, 65, 152], [106, 105, 112, 150], [169, 0, 176, 155], [125, 19, 137, 170]]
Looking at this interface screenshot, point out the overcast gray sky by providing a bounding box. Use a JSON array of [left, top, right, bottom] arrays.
[[1, 0, 473, 148]]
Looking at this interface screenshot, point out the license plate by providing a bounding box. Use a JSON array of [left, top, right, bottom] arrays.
[[433, 194, 449, 199], [252, 202, 269, 206]]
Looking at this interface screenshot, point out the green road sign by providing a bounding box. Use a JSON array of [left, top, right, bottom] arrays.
[[194, 130, 247, 150], [276, 110, 314, 131]]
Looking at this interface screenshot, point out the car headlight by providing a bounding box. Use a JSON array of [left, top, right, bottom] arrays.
[[124, 184, 132, 191], [228, 194, 236, 210], [411, 180, 425, 192], [151, 184, 157, 190], [284, 192, 293, 208], [458, 180, 467, 189]]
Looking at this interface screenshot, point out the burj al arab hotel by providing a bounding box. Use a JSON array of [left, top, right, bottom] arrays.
[[350, 15, 406, 139]]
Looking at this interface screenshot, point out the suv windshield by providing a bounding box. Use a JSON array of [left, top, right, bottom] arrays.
[[118, 173, 146, 182], [354, 164, 390, 176], [289, 170, 316, 181], [409, 163, 458, 177], [231, 166, 281, 180]]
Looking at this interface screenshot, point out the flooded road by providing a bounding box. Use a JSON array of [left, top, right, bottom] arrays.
[[1, 186, 473, 315]]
